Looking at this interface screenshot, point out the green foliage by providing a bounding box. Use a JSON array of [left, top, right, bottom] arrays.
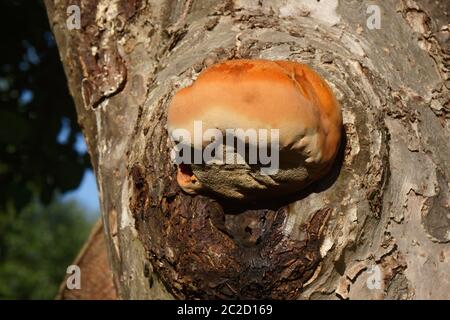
[[0, 200, 93, 299], [0, 1, 97, 300], [0, 0, 89, 210]]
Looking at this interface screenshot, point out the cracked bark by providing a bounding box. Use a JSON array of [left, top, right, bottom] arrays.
[[45, 0, 449, 299]]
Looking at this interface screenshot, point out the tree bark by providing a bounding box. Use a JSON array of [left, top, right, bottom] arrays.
[[45, 0, 449, 299]]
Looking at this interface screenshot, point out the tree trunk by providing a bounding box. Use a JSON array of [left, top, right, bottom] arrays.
[[44, 0, 449, 299]]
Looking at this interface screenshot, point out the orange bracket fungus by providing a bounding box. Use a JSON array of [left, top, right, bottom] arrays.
[[167, 59, 343, 201]]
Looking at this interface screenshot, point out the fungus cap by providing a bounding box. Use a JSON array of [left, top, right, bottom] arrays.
[[167, 59, 342, 200]]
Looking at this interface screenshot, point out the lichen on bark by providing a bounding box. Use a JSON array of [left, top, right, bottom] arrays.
[[45, 0, 450, 299]]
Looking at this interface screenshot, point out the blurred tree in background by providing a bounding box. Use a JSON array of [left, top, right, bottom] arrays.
[[0, 1, 94, 299], [0, 0, 89, 210], [0, 201, 93, 299]]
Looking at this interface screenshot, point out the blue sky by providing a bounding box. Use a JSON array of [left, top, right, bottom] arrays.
[[62, 169, 100, 216], [57, 123, 100, 218]]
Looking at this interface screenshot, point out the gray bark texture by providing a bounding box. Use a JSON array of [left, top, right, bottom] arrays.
[[45, 0, 449, 299]]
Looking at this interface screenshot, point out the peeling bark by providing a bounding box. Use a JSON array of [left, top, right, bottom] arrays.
[[45, 0, 449, 299]]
